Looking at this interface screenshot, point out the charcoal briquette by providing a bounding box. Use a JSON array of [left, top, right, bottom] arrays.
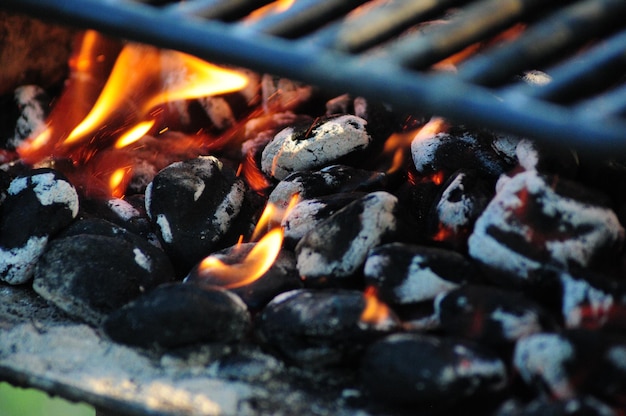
[[281, 192, 365, 247], [360, 333, 507, 406], [145, 155, 247, 274], [185, 243, 302, 312], [7, 85, 50, 149], [468, 170, 624, 286], [261, 115, 373, 180], [256, 289, 400, 367], [495, 396, 617, 416], [514, 330, 626, 406], [33, 219, 175, 325], [104, 282, 250, 349], [411, 126, 516, 179], [295, 191, 411, 282], [435, 285, 553, 347], [267, 164, 387, 209], [363, 243, 480, 305], [0, 168, 79, 284]]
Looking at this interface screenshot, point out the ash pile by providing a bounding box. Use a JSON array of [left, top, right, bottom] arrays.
[[1, 18, 626, 416]]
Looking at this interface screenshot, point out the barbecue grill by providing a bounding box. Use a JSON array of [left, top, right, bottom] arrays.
[[1, 1, 626, 415], [2, 0, 626, 152]]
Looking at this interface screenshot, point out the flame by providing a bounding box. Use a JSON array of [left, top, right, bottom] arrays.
[[64, 45, 248, 146], [250, 193, 300, 241], [246, 0, 295, 22], [360, 286, 392, 325], [114, 120, 155, 149], [431, 171, 445, 186], [109, 167, 132, 198], [17, 31, 250, 200], [198, 228, 284, 289]]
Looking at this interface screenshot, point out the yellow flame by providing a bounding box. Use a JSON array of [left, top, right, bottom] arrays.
[[246, 0, 295, 21], [64, 45, 248, 146], [360, 286, 392, 325], [250, 194, 300, 241], [114, 120, 155, 149], [199, 228, 284, 289], [109, 167, 131, 198]]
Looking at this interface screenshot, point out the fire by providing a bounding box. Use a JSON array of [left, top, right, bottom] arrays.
[[17, 31, 249, 199], [360, 286, 392, 326], [246, 0, 295, 22], [64, 45, 248, 146], [382, 129, 419, 174], [250, 193, 300, 241], [109, 167, 132, 198], [114, 120, 156, 149], [197, 228, 284, 289]]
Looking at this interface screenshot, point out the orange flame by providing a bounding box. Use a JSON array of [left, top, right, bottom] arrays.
[[64, 45, 248, 146], [109, 167, 132, 198], [360, 286, 392, 325], [17, 31, 250, 200], [198, 228, 284, 289], [246, 0, 295, 22], [382, 129, 419, 174], [250, 193, 300, 241]]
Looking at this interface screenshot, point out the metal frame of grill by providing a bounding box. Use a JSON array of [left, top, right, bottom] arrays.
[[2, 0, 626, 154]]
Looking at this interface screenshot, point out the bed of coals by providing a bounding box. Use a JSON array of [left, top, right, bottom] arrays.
[[1, 73, 626, 416]]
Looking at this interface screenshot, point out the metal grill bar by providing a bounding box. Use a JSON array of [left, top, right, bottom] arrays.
[[2, 0, 625, 153]]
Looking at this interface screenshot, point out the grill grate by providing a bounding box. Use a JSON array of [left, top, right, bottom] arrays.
[[2, 0, 626, 153]]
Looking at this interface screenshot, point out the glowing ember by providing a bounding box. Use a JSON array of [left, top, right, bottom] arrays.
[[198, 228, 284, 289], [109, 167, 132, 198], [360, 286, 392, 325]]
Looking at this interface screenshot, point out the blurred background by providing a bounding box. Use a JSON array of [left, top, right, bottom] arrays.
[[0, 382, 94, 416]]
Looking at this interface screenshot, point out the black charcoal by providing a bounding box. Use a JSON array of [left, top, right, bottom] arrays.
[[514, 330, 626, 406], [468, 170, 624, 286], [282, 193, 365, 247], [495, 396, 617, 416], [515, 139, 579, 178], [435, 285, 553, 347], [429, 169, 492, 247], [145, 156, 247, 274], [7, 85, 50, 149], [360, 333, 507, 406], [256, 289, 400, 367], [33, 219, 175, 325], [363, 243, 479, 305], [295, 191, 411, 283], [557, 268, 626, 331], [0, 168, 79, 284], [104, 282, 250, 349], [267, 164, 387, 209], [411, 126, 516, 179], [185, 243, 302, 312], [261, 115, 373, 180]]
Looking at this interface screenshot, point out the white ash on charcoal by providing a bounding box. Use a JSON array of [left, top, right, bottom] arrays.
[[434, 285, 554, 348], [103, 282, 250, 349], [267, 164, 388, 210], [514, 139, 579, 178], [295, 191, 417, 284], [363, 243, 480, 306], [360, 333, 508, 408], [255, 288, 400, 368], [0, 168, 79, 285], [1, 85, 50, 149], [261, 115, 373, 181], [544, 266, 626, 331], [513, 330, 626, 406], [79, 196, 159, 246], [325, 94, 403, 151], [145, 155, 249, 275], [261, 75, 315, 113], [185, 243, 302, 312], [281, 192, 366, 247], [468, 170, 625, 287], [32, 218, 175, 325], [495, 396, 617, 416], [428, 169, 493, 248], [411, 125, 517, 180]]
